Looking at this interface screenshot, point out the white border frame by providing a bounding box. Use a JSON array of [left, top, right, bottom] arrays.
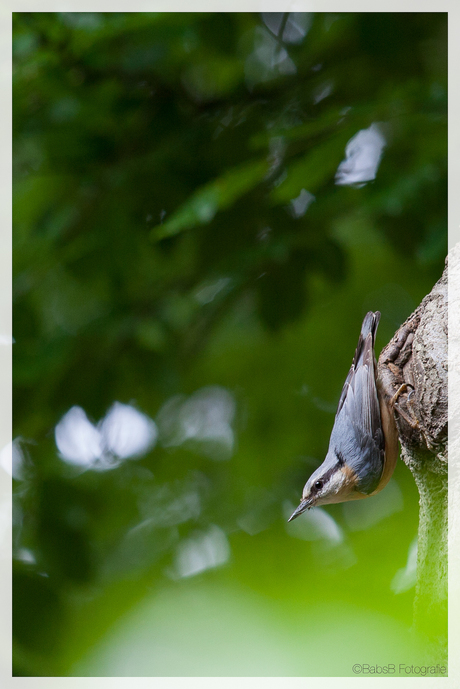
[[2, 4, 458, 688]]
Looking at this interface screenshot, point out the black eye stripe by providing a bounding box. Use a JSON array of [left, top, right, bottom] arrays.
[[336, 450, 345, 466], [312, 453, 346, 493]]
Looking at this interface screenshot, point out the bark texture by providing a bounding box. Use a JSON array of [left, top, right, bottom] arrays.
[[378, 254, 448, 660]]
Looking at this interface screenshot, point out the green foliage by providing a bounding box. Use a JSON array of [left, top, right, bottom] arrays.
[[13, 12, 446, 677]]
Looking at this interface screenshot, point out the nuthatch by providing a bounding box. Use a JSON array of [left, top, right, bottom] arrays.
[[288, 311, 399, 521]]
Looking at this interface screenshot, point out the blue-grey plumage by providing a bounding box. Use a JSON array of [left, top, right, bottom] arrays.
[[288, 311, 399, 522]]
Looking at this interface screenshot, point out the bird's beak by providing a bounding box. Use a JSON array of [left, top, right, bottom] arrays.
[[288, 498, 313, 522]]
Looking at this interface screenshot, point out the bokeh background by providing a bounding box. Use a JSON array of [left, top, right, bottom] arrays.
[[12, 12, 447, 677]]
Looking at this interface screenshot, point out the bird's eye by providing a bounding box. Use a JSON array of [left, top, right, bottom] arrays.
[[314, 480, 323, 491]]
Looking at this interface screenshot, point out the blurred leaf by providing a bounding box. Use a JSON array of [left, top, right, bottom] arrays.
[[152, 158, 269, 239], [13, 565, 64, 653]]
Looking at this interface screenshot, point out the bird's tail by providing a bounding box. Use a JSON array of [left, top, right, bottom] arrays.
[[333, 311, 381, 420], [360, 311, 380, 343], [353, 311, 380, 369]]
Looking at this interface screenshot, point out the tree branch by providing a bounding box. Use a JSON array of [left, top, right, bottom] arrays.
[[378, 255, 448, 660]]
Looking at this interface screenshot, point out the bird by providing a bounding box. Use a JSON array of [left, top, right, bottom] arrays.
[[288, 311, 399, 522]]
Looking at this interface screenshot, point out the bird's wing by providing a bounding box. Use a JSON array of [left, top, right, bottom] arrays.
[[329, 333, 384, 494]]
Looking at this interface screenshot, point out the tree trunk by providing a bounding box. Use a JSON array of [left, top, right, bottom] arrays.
[[377, 252, 448, 663]]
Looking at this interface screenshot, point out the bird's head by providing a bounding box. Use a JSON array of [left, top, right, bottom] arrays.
[[288, 452, 361, 521]]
